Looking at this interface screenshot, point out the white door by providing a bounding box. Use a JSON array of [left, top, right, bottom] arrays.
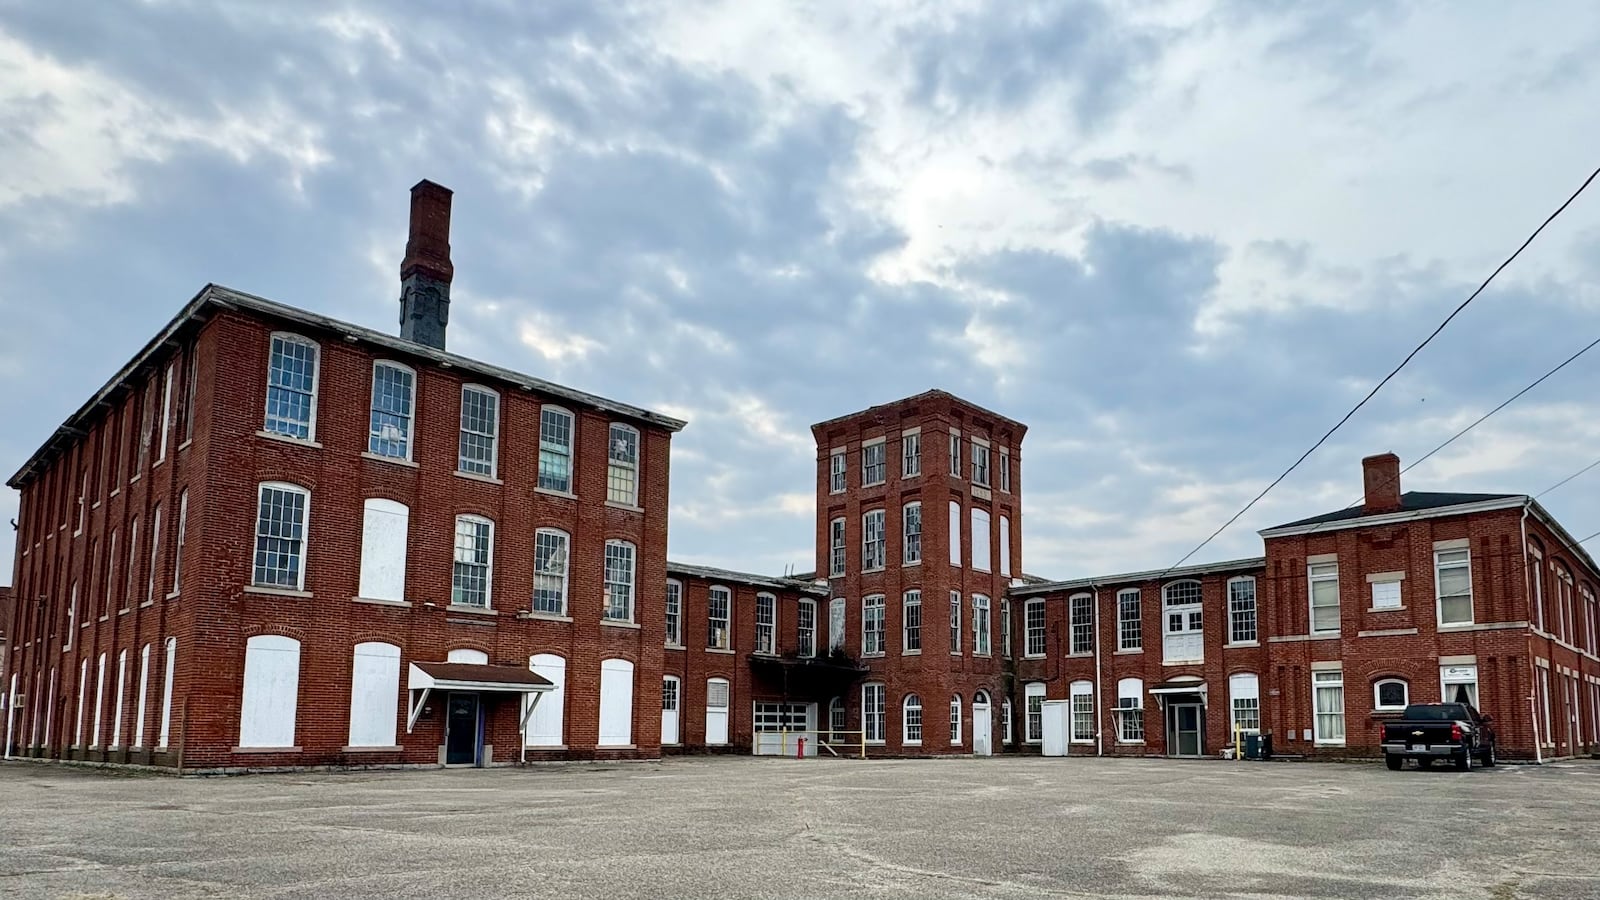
[[973, 702, 992, 756], [706, 678, 729, 745], [661, 676, 680, 745], [1041, 700, 1070, 757]]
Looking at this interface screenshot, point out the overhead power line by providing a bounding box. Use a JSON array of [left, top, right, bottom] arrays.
[[1163, 162, 1600, 574], [1536, 454, 1600, 499]]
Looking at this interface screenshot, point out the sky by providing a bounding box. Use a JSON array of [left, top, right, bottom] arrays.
[[2, 0, 1600, 586]]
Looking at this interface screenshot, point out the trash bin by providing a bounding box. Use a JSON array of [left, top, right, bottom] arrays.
[[1260, 732, 1273, 761], [1243, 732, 1263, 760]]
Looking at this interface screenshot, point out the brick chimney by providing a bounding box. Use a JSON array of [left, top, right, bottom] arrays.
[[398, 179, 454, 350], [1362, 452, 1403, 514]]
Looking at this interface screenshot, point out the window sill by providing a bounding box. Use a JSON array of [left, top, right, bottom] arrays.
[[73, 529, 82, 538], [519, 611, 571, 622], [1370, 709, 1406, 716], [861, 479, 887, 489], [903, 649, 922, 656], [177, 440, 192, 452], [353, 596, 412, 608], [153, 458, 165, 470], [1224, 641, 1260, 649], [91, 501, 101, 510], [244, 585, 313, 599], [110, 489, 120, 497], [139, 600, 154, 609], [1067, 652, 1092, 659], [600, 619, 640, 630], [164, 591, 180, 601], [904, 740, 922, 747], [902, 560, 921, 568], [1162, 659, 1203, 666], [446, 604, 498, 616], [705, 648, 736, 655], [128, 475, 141, 484], [1114, 648, 1144, 655], [341, 745, 404, 753], [604, 500, 643, 513], [597, 744, 637, 751], [971, 485, 992, 500], [1369, 606, 1406, 613], [862, 652, 886, 659], [1023, 653, 1045, 660], [119, 607, 132, 616], [232, 746, 303, 754], [1115, 741, 1146, 746], [1437, 623, 1480, 632], [665, 642, 686, 651], [534, 486, 577, 501], [1313, 742, 1346, 748], [1070, 740, 1093, 746], [453, 470, 503, 486], [526, 744, 570, 751], [861, 567, 886, 575], [255, 430, 322, 449], [361, 451, 418, 468]]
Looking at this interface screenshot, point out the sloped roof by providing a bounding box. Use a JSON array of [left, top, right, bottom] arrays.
[[1266, 491, 1522, 531]]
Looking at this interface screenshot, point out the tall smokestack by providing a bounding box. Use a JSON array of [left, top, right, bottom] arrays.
[[399, 179, 454, 350]]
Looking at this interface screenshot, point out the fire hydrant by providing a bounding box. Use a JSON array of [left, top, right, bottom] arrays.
[[797, 737, 806, 759]]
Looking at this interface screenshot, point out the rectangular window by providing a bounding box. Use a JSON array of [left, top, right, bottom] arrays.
[[1025, 599, 1046, 656], [357, 499, 409, 603], [1025, 682, 1045, 743], [171, 490, 188, 595], [950, 590, 962, 654], [105, 529, 119, 615], [1115, 679, 1144, 742], [948, 432, 961, 477], [972, 441, 990, 487], [902, 432, 921, 477], [145, 504, 162, 604], [1229, 578, 1257, 643], [125, 517, 140, 606], [180, 346, 197, 444], [829, 598, 846, 652], [538, 407, 574, 492], [532, 529, 569, 615], [603, 541, 636, 621], [755, 593, 776, 654], [797, 599, 816, 658], [999, 451, 1011, 493], [1371, 580, 1402, 610], [903, 696, 923, 744], [902, 590, 922, 652], [863, 683, 886, 743], [75, 470, 86, 534], [829, 518, 846, 578], [1309, 562, 1340, 634], [829, 451, 846, 493], [999, 515, 1011, 577], [1070, 682, 1093, 742], [708, 587, 731, 649], [1435, 549, 1473, 626], [950, 697, 962, 745], [902, 502, 922, 565], [861, 440, 886, 486], [1230, 673, 1261, 733], [1070, 595, 1093, 655], [457, 385, 499, 477], [973, 594, 991, 655], [252, 484, 308, 590], [948, 501, 961, 567], [1001, 598, 1012, 658], [1118, 589, 1142, 650], [862, 595, 886, 655], [607, 424, 640, 505], [263, 333, 318, 440], [861, 509, 886, 571], [451, 516, 494, 608], [971, 508, 991, 571], [368, 362, 415, 460], [158, 363, 174, 462], [665, 580, 683, 646], [1313, 669, 1345, 745]]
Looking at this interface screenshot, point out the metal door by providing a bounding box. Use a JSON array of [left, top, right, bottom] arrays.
[[973, 703, 992, 756], [446, 693, 480, 765]]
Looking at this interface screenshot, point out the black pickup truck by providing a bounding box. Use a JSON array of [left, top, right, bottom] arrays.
[[1380, 703, 1496, 770]]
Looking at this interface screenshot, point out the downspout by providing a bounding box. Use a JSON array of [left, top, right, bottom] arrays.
[[1523, 503, 1544, 764], [1093, 584, 1104, 757]]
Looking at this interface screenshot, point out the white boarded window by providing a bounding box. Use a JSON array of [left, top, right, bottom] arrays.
[[253, 483, 309, 590], [706, 678, 731, 745], [111, 649, 128, 748], [347, 642, 401, 747], [239, 635, 300, 748], [527, 654, 566, 747], [948, 501, 962, 567], [598, 659, 634, 747], [92, 652, 107, 747], [133, 644, 151, 748], [1162, 581, 1203, 663], [368, 362, 415, 460], [604, 540, 636, 621], [74, 659, 87, 747], [358, 499, 409, 602], [447, 648, 489, 664], [533, 529, 569, 615], [999, 515, 1011, 577], [158, 638, 176, 748], [263, 333, 319, 440], [1371, 580, 1402, 610], [971, 508, 991, 572], [607, 423, 640, 505], [451, 515, 494, 608], [457, 385, 499, 477], [158, 362, 174, 461], [538, 406, 575, 492], [171, 490, 188, 595]]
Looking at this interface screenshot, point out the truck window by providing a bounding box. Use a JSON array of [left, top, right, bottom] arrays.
[[1400, 704, 1466, 721]]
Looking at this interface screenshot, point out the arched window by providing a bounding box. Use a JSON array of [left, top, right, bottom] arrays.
[[828, 697, 845, 740], [902, 694, 923, 745], [1162, 580, 1203, 663], [1374, 678, 1408, 711], [447, 648, 489, 664], [707, 677, 731, 745], [1229, 672, 1260, 733]]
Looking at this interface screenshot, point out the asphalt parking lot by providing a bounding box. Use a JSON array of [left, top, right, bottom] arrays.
[[1, 756, 1597, 899]]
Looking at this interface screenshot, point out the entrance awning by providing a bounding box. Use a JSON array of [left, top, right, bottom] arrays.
[[1149, 681, 1208, 697], [406, 662, 554, 735]]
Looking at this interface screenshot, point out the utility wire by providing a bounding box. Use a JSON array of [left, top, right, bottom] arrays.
[[1162, 162, 1600, 575], [1536, 454, 1600, 499]]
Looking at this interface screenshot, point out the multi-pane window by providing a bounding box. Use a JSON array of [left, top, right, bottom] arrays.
[[252, 483, 308, 589], [1229, 577, 1258, 643], [1313, 669, 1345, 744], [451, 516, 494, 607], [1115, 678, 1144, 742], [1070, 594, 1094, 655], [861, 441, 886, 486], [1163, 581, 1203, 663], [1025, 599, 1046, 656], [902, 590, 922, 652], [1117, 589, 1142, 650], [861, 509, 886, 571], [603, 541, 635, 621], [607, 424, 640, 505], [368, 362, 415, 460], [1529, 543, 1545, 630], [263, 334, 318, 440], [797, 599, 816, 658], [949, 590, 962, 653], [1001, 598, 1012, 658], [829, 518, 846, 578], [1309, 562, 1340, 633], [1069, 682, 1093, 742], [1230, 673, 1261, 732], [457, 386, 499, 477], [665, 580, 683, 645], [948, 432, 961, 476], [708, 587, 732, 649], [902, 502, 922, 565], [863, 684, 886, 743], [902, 432, 921, 477], [862, 595, 886, 655], [950, 695, 962, 745], [999, 451, 1011, 492], [538, 407, 574, 492], [829, 451, 846, 493], [903, 694, 923, 744], [1002, 698, 1013, 744], [755, 593, 776, 655], [532, 529, 569, 615], [972, 441, 990, 487], [973, 594, 991, 655], [1584, 586, 1599, 655], [1025, 682, 1045, 743], [1435, 549, 1473, 626]]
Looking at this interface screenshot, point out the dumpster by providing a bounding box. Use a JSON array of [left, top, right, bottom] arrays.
[[1244, 732, 1272, 760]]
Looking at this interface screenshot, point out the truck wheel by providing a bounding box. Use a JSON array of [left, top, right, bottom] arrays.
[[1480, 742, 1496, 768], [1454, 749, 1471, 771], [1385, 754, 1403, 771]]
